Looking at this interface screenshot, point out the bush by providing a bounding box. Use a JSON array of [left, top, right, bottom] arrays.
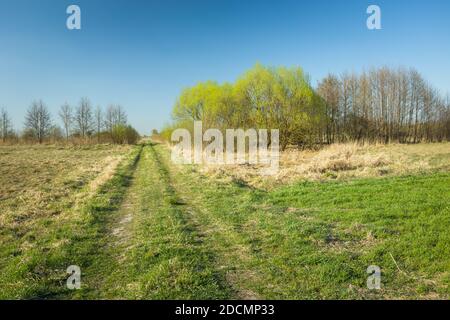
[[111, 124, 140, 144]]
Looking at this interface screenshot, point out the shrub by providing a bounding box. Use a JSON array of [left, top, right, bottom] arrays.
[[111, 124, 140, 144]]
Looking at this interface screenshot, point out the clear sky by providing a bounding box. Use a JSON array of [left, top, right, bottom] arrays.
[[1, 0, 449, 134]]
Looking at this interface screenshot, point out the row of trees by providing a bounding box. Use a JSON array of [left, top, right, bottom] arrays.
[[161, 64, 450, 149], [318, 67, 450, 144], [0, 98, 140, 144]]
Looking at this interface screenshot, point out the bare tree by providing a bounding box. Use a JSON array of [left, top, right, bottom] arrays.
[[25, 100, 52, 143], [75, 98, 94, 138], [115, 105, 127, 125], [317, 67, 448, 144], [0, 108, 13, 143], [104, 105, 114, 133], [95, 106, 103, 142], [59, 103, 72, 140], [104, 104, 127, 132], [317, 75, 340, 144]]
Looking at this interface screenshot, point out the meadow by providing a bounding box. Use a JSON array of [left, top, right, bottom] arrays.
[[201, 142, 450, 188], [0, 142, 449, 299], [0, 144, 132, 298]]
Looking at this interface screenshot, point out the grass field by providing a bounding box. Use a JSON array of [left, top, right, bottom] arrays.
[[201, 142, 450, 188], [0, 142, 449, 299]]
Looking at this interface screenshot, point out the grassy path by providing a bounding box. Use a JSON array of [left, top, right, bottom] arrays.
[[73, 143, 232, 299], [31, 142, 447, 300], [62, 144, 450, 299], [2, 142, 448, 299]]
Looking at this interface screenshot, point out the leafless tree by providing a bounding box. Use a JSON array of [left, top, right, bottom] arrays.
[[25, 100, 52, 143], [318, 67, 449, 144], [0, 108, 13, 142], [104, 104, 127, 132], [104, 105, 114, 133], [115, 105, 127, 125], [75, 98, 94, 138], [317, 75, 340, 144], [95, 106, 103, 142], [59, 103, 72, 140]]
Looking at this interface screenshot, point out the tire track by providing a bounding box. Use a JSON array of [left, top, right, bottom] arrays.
[[152, 144, 265, 299], [92, 143, 232, 299]]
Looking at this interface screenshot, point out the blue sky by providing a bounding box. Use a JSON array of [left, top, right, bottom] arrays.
[[1, 0, 449, 134]]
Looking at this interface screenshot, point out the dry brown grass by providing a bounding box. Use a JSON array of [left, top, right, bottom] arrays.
[[198, 142, 450, 188], [0, 144, 133, 293], [0, 144, 132, 233], [0, 143, 136, 298]]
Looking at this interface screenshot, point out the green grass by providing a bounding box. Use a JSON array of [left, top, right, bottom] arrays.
[[82, 143, 232, 299], [156, 145, 450, 299], [0, 143, 448, 299]]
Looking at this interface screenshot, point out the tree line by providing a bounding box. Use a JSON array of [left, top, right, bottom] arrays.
[[318, 67, 450, 144], [0, 98, 140, 144], [161, 64, 450, 149]]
